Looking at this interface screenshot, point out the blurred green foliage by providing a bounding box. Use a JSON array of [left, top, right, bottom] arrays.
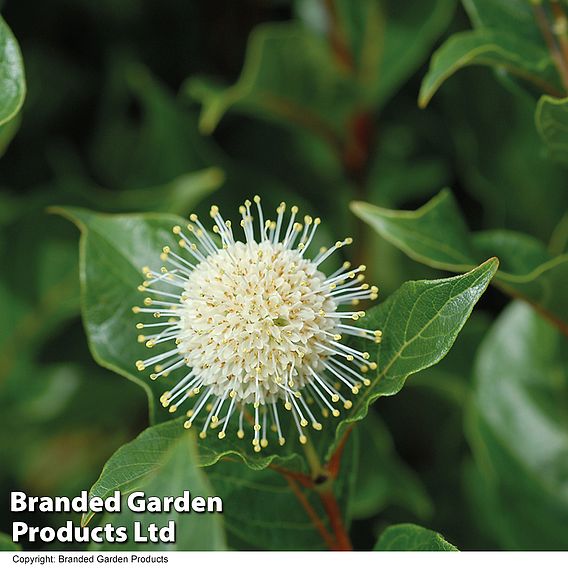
[[0, 0, 567, 552]]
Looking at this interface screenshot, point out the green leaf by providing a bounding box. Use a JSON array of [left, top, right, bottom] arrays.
[[351, 412, 432, 520], [185, 22, 359, 139], [0, 532, 20, 551], [467, 302, 568, 550], [0, 16, 25, 126], [328, 258, 498, 457], [84, 420, 226, 550], [52, 207, 186, 425], [351, 190, 568, 334], [419, 30, 560, 108], [462, 0, 543, 44], [207, 462, 324, 550], [535, 95, 568, 164], [374, 523, 458, 551]]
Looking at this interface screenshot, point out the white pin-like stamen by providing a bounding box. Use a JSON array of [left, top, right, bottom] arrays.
[[134, 199, 380, 449]]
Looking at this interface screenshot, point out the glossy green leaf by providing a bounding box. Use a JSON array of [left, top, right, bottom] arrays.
[[351, 412, 432, 520], [351, 190, 568, 334], [328, 258, 498, 457], [374, 523, 458, 551], [208, 462, 324, 550], [467, 302, 568, 550], [536, 95, 568, 164], [53, 207, 187, 425], [84, 419, 226, 550], [0, 16, 25, 126], [0, 532, 20, 551], [419, 30, 560, 108]]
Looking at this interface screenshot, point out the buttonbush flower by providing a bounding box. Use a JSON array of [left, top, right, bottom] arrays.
[[133, 197, 380, 451]]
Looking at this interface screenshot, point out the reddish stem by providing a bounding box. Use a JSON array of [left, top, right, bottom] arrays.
[[320, 491, 353, 551], [283, 474, 338, 550]]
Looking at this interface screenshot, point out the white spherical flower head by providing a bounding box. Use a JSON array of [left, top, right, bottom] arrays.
[[177, 239, 338, 404], [134, 197, 381, 451]]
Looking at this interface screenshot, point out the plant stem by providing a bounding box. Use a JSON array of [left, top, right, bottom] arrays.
[[320, 490, 353, 550], [283, 474, 337, 550]]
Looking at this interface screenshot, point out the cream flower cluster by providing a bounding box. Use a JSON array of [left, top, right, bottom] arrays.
[[134, 197, 380, 451]]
